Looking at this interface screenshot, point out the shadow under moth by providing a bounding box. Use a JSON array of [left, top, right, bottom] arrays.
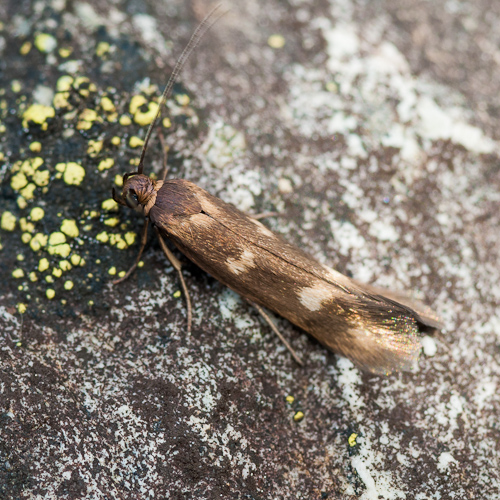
[[112, 5, 442, 375]]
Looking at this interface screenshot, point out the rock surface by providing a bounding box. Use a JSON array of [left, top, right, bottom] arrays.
[[1, 0, 499, 498]]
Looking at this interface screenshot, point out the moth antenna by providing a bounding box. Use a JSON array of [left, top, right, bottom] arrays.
[[137, 3, 228, 174]]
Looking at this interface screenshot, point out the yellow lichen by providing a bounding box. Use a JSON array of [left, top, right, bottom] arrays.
[[53, 92, 70, 109], [21, 233, 32, 244], [175, 94, 190, 106], [60, 219, 79, 238], [45, 275, 54, 283], [22, 104, 55, 130], [111, 136, 121, 146], [59, 47, 72, 58], [46, 288, 55, 299], [124, 232, 136, 246], [98, 158, 114, 171], [29, 272, 37, 282], [48, 243, 71, 258], [11, 80, 22, 93], [19, 218, 35, 233], [29, 141, 42, 152], [173, 290, 181, 299], [87, 140, 103, 156], [96, 232, 109, 243], [104, 218, 119, 227], [118, 271, 126, 278], [17, 197, 27, 209], [102, 199, 119, 211], [77, 108, 101, 130], [163, 117, 171, 128], [64, 280, 74, 290], [38, 257, 50, 272], [268, 34, 286, 49], [30, 207, 45, 221], [19, 183, 36, 200], [96, 41, 110, 57], [32, 170, 50, 187], [1, 211, 16, 231], [70, 254, 81, 266], [108, 266, 117, 275], [285, 396, 295, 404], [114, 175, 123, 186], [20, 41, 32, 55], [293, 411, 304, 422], [100, 96, 115, 112], [12, 268, 24, 278], [30, 233, 48, 251], [63, 162, 85, 185], [17, 303, 27, 314], [48, 232, 66, 246], [59, 260, 72, 271], [119, 115, 132, 126], [52, 268, 62, 278], [138, 261, 144, 268], [34, 33, 57, 53], [11, 172, 28, 191], [57, 75, 74, 91], [129, 136, 144, 148]]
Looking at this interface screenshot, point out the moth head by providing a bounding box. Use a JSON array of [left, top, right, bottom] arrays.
[[112, 172, 159, 216]]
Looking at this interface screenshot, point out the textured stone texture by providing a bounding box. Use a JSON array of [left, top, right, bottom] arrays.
[[1, 0, 499, 498]]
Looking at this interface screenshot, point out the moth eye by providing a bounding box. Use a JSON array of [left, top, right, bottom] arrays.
[[125, 191, 139, 208]]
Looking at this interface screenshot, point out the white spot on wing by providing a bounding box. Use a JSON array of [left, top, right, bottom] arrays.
[[226, 249, 256, 275], [297, 282, 338, 311]]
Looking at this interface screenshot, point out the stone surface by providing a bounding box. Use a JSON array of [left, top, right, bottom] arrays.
[[1, 0, 499, 498]]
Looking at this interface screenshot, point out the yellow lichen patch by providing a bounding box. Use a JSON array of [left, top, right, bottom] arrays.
[[53, 92, 70, 109], [11, 80, 22, 93], [100, 96, 115, 112], [109, 233, 127, 249], [52, 268, 62, 278], [20, 41, 32, 55], [0, 152, 4, 161], [70, 254, 82, 266], [102, 198, 119, 211], [129, 136, 144, 148], [16, 254, 25, 261], [98, 158, 114, 171], [348, 433, 358, 447], [63, 162, 85, 185], [175, 94, 190, 106], [74, 77, 97, 97], [293, 411, 304, 422], [12, 268, 24, 278], [17, 303, 27, 314], [17, 197, 27, 209], [111, 136, 121, 146], [60, 219, 79, 238], [114, 174, 123, 186], [124, 232, 136, 246], [119, 115, 132, 126], [19, 218, 35, 233], [173, 290, 181, 299], [118, 271, 126, 278], [29, 141, 42, 152], [30, 233, 48, 251], [129, 95, 148, 115], [89, 210, 99, 218], [38, 257, 50, 272], [96, 231, 109, 243], [59, 47, 72, 58], [45, 275, 54, 283], [22, 104, 55, 130], [130, 95, 158, 126], [87, 140, 103, 157], [48, 243, 71, 258], [30, 207, 45, 221], [104, 217, 120, 227], [29, 272, 37, 282], [21, 233, 32, 244], [129, 158, 140, 167], [32, 170, 50, 187], [59, 260, 72, 271], [163, 117, 171, 128], [57, 75, 74, 92], [108, 266, 117, 275], [96, 41, 111, 58], [64, 280, 74, 290], [77, 108, 102, 130], [20, 183, 36, 200], [46, 288, 55, 299], [11, 172, 28, 191], [285, 395, 295, 405], [34, 33, 57, 53], [268, 34, 286, 49], [1, 211, 16, 231], [138, 261, 144, 268], [48, 232, 66, 246]]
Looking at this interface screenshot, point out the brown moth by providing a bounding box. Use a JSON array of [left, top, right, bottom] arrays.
[[112, 5, 442, 374]]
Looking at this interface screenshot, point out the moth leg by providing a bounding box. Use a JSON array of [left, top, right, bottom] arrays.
[[250, 211, 278, 220], [155, 227, 193, 334], [158, 129, 169, 181], [250, 301, 304, 366], [113, 219, 149, 285]]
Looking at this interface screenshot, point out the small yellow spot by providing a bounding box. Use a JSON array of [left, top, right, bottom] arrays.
[[129, 95, 147, 115], [163, 117, 171, 128], [30, 207, 45, 221], [17, 197, 27, 209], [32, 170, 50, 187], [175, 94, 190, 106], [83, 224, 92, 231], [96, 231, 109, 243], [348, 433, 358, 447], [45, 275, 54, 283], [89, 211, 99, 218], [59, 260, 71, 271], [173, 290, 181, 299], [55, 162, 66, 173], [104, 218, 119, 227], [96, 41, 111, 57], [124, 232, 136, 246], [111, 136, 121, 146], [88, 300, 94, 306], [293, 411, 304, 422], [49, 232, 66, 246], [63, 162, 85, 185], [129, 136, 144, 148], [22, 104, 55, 129], [20, 41, 32, 55], [48, 243, 71, 258], [77, 108, 101, 130], [59, 47, 72, 58], [98, 158, 115, 171], [119, 115, 132, 126], [102, 199, 119, 211], [11, 80, 22, 93], [60, 219, 79, 238], [70, 254, 81, 266], [268, 34, 286, 49], [18, 285, 23, 291], [29, 141, 42, 152], [16, 254, 24, 261], [34, 33, 57, 53], [12, 268, 25, 279], [285, 395, 295, 405], [1, 211, 16, 231], [87, 140, 103, 156], [129, 157, 140, 166], [114, 174, 123, 186], [38, 258, 50, 272], [22, 233, 32, 244], [17, 303, 27, 314], [0, 152, 4, 160], [46, 288, 56, 299], [87, 273, 93, 278], [108, 266, 117, 275], [61, 299, 67, 305], [325, 81, 338, 93], [20, 183, 36, 200], [52, 268, 63, 278], [29, 272, 38, 282], [11, 172, 28, 191], [30, 233, 48, 251], [138, 261, 144, 268], [19, 218, 35, 233], [100, 97, 115, 113], [64, 280, 74, 290], [57, 75, 74, 91], [118, 271, 126, 278], [53, 92, 70, 109]]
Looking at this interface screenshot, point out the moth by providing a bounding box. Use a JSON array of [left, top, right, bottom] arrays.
[[112, 5, 442, 374]]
